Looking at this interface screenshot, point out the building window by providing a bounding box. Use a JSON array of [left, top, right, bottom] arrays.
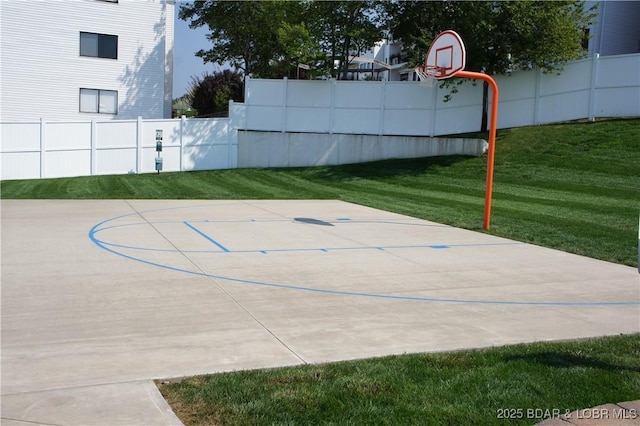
[[80, 88, 118, 114], [582, 29, 590, 51], [80, 32, 118, 59]]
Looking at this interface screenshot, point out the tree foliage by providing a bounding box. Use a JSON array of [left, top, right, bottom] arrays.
[[180, 0, 595, 80], [179, 1, 297, 77], [388, 0, 596, 75], [305, 1, 389, 79], [189, 70, 244, 117], [179, 0, 389, 79]]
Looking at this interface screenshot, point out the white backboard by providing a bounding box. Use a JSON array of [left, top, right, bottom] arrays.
[[425, 30, 466, 79]]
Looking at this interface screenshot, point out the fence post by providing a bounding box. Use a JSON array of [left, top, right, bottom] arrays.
[[378, 80, 386, 136], [227, 117, 235, 169], [329, 79, 336, 135], [39, 118, 46, 178], [180, 115, 186, 172], [430, 82, 438, 137], [282, 77, 288, 133], [91, 119, 97, 176], [588, 53, 600, 122], [136, 116, 143, 173], [533, 67, 543, 125], [244, 76, 251, 133], [227, 99, 234, 169]]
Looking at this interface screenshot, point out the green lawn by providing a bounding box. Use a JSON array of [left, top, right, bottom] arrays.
[[2, 119, 639, 425]]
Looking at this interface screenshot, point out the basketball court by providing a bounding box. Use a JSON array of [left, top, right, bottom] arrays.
[[2, 199, 639, 425], [2, 29, 639, 426]]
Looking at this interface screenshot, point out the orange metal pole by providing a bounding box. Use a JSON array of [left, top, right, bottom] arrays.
[[454, 71, 499, 230]]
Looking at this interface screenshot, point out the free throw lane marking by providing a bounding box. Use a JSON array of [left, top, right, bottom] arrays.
[[183, 221, 230, 252]]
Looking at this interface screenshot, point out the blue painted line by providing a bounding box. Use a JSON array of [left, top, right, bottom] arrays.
[[92, 219, 526, 254], [183, 221, 230, 252], [430, 245, 450, 249], [88, 206, 640, 307]]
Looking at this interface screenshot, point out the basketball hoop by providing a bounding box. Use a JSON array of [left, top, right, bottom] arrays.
[[413, 30, 500, 230], [415, 65, 442, 87]]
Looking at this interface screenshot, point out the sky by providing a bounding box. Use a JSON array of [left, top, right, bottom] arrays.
[[172, 2, 224, 98]]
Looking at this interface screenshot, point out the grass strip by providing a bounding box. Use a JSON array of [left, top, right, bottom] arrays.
[[157, 334, 640, 425]]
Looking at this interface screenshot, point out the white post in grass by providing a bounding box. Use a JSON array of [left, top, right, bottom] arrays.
[[39, 118, 46, 178]]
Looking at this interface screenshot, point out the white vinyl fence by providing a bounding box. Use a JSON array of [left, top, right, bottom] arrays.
[[236, 53, 639, 136], [1, 117, 236, 180], [1, 53, 638, 180]]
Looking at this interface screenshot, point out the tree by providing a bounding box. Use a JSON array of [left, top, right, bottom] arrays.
[[389, 0, 594, 75], [274, 22, 326, 79], [179, 0, 390, 80], [189, 70, 244, 117], [388, 1, 596, 130], [172, 95, 197, 118], [305, 1, 389, 79], [179, 1, 299, 78]]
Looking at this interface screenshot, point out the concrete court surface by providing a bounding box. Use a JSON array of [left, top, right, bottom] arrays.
[[1, 199, 639, 425]]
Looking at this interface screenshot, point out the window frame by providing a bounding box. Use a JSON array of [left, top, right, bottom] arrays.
[[79, 32, 118, 60], [79, 88, 118, 115]]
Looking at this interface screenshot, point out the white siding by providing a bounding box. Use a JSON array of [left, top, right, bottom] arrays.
[[599, 1, 640, 56], [587, 1, 640, 57], [0, 0, 173, 121]]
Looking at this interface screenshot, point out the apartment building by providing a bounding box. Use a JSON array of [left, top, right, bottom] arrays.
[[0, 0, 174, 120]]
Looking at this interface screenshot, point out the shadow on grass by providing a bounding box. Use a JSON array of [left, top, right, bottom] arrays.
[[505, 351, 640, 373], [306, 155, 478, 181]]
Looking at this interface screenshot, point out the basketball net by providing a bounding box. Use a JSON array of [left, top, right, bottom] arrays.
[[415, 65, 441, 88]]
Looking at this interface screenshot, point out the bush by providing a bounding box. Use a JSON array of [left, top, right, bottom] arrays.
[[189, 70, 244, 117]]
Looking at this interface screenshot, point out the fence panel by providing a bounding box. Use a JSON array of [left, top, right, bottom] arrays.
[[595, 54, 640, 117], [433, 83, 483, 135], [334, 81, 382, 108], [181, 118, 233, 171], [539, 60, 592, 96], [384, 82, 433, 109], [1, 152, 40, 180], [494, 71, 537, 128], [1, 122, 41, 179], [96, 148, 137, 176], [95, 120, 137, 149], [332, 108, 380, 134], [596, 54, 640, 88], [286, 107, 331, 133], [47, 121, 91, 150], [46, 150, 91, 178], [1, 121, 40, 152], [246, 79, 285, 105], [287, 80, 332, 107]]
